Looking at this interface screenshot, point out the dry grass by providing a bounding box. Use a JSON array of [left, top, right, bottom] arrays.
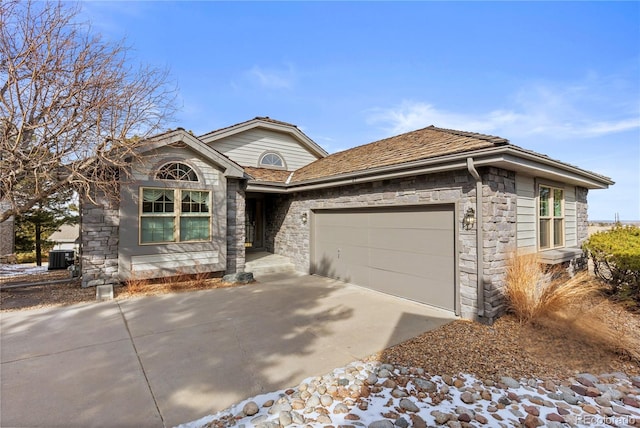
[[119, 269, 249, 298], [504, 253, 640, 363]]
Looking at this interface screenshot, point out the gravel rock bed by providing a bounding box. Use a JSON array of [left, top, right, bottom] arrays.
[[180, 360, 640, 428], [376, 317, 640, 383]]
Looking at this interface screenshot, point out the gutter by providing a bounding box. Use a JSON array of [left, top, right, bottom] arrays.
[[467, 157, 485, 318]]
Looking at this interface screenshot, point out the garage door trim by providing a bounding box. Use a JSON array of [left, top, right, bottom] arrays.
[[310, 202, 460, 315]]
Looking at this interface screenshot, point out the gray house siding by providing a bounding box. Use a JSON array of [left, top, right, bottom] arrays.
[[515, 174, 536, 252], [118, 146, 228, 280], [264, 167, 519, 322], [206, 129, 320, 170], [516, 174, 586, 252]]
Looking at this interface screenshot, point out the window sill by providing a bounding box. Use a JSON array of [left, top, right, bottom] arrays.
[[537, 247, 584, 264]]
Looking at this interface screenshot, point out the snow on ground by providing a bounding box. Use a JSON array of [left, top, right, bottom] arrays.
[[0, 263, 48, 278], [177, 360, 640, 428]]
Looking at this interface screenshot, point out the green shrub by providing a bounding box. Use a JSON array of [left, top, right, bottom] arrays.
[[15, 252, 49, 264], [583, 225, 640, 299]]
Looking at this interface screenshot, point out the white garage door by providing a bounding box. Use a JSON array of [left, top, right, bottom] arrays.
[[312, 205, 456, 311]]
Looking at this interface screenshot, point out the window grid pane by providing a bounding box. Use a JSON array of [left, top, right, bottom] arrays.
[[180, 217, 210, 241], [539, 187, 550, 217], [553, 189, 563, 217], [554, 219, 564, 247], [141, 217, 175, 243], [539, 219, 550, 249], [181, 191, 209, 214], [142, 189, 174, 213]]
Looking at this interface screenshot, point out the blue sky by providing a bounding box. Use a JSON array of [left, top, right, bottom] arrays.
[[79, 1, 639, 221]]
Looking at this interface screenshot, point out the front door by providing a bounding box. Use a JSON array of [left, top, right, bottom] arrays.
[[245, 197, 264, 249]]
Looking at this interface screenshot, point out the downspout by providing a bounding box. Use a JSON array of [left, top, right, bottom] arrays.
[[467, 158, 484, 318]]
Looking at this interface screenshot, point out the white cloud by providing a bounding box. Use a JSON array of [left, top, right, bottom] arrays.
[[245, 64, 296, 89], [367, 75, 640, 140]]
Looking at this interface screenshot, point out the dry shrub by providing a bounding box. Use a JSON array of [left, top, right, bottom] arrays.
[[123, 274, 152, 295], [504, 253, 640, 362]]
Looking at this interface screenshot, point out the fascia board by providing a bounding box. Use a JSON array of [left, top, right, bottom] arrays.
[[246, 183, 288, 193], [472, 148, 614, 189]]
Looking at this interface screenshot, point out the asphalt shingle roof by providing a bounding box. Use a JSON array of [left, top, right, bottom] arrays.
[[290, 125, 509, 183], [243, 167, 292, 183]]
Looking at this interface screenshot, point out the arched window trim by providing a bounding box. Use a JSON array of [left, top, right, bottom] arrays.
[[155, 162, 199, 182], [258, 151, 286, 170]]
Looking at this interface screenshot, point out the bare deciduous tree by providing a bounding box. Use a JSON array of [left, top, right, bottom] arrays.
[[0, 0, 176, 223]]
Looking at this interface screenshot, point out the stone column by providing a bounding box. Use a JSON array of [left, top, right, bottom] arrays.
[[80, 195, 119, 287], [481, 167, 517, 323], [226, 179, 246, 274]]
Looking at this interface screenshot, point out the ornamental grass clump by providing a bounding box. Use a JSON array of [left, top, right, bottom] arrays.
[[504, 253, 640, 362], [504, 254, 600, 324]]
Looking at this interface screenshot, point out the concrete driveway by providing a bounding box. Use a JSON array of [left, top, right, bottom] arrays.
[[1, 273, 455, 428]]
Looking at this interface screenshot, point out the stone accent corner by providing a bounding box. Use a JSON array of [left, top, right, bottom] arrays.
[[80, 195, 119, 288]]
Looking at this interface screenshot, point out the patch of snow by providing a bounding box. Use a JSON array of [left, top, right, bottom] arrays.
[[0, 263, 48, 277], [176, 360, 640, 428]]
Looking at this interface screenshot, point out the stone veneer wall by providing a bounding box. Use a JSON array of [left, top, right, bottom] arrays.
[[0, 200, 15, 259], [226, 179, 246, 273], [576, 186, 589, 246], [480, 168, 517, 321], [80, 194, 119, 288], [265, 167, 518, 322]]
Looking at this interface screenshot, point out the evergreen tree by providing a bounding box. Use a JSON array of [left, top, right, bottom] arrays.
[[15, 191, 78, 266]]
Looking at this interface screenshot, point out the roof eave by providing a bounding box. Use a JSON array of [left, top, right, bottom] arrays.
[[285, 146, 613, 191], [476, 147, 614, 189]]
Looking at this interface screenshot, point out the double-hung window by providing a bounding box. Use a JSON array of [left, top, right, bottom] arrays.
[[139, 162, 211, 244], [539, 185, 564, 249]]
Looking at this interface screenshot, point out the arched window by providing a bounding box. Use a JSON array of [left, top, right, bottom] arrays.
[[259, 152, 285, 168], [156, 162, 198, 181], [140, 162, 210, 244]]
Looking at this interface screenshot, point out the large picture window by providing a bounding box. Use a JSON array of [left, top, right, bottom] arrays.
[[539, 185, 564, 249], [140, 188, 211, 244]]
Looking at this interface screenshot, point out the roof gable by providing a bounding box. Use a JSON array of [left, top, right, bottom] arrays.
[[199, 117, 329, 159], [140, 129, 245, 178], [291, 125, 508, 183]]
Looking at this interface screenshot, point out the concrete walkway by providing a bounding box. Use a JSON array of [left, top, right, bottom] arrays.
[[0, 273, 455, 428]]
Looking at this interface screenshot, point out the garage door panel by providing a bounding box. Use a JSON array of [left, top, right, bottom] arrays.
[[369, 269, 454, 311], [369, 248, 453, 282], [344, 263, 370, 288], [340, 244, 369, 267], [313, 205, 455, 312], [317, 212, 363, 227], [317, 226, 368, 246], [368, 209, 452, 229], [368, 228, 454, 254]]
